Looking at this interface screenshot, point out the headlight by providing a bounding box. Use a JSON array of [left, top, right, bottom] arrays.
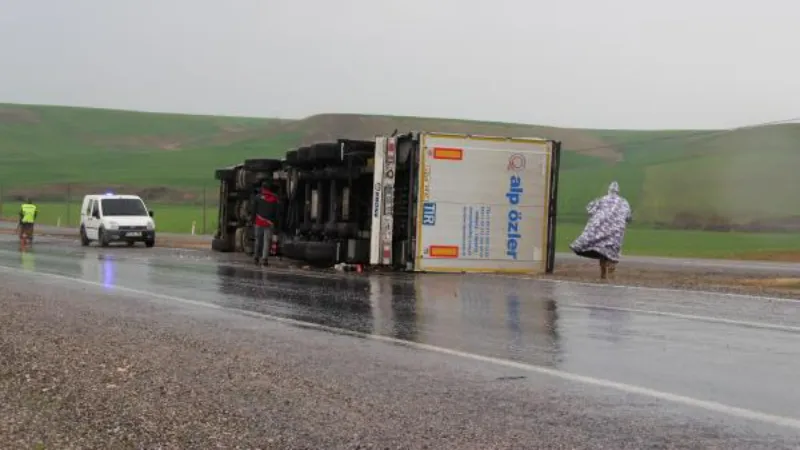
[[146, 221, 155, 231], [107, 221, 119, 230]]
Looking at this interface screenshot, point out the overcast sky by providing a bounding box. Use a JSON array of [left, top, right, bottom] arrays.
[[0, 0, 797, 129]]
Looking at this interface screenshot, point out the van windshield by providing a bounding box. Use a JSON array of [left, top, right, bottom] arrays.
[[101, 198, 148, 216]]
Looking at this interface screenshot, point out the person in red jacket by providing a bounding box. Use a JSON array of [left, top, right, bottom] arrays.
[[251, 181, 280, 266]]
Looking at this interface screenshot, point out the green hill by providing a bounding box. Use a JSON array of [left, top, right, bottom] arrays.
[[1, 103, 798, 231]]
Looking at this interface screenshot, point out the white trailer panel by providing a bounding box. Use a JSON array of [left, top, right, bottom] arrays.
[[380, 137, 398, 265], [414, 133, 554, 274]]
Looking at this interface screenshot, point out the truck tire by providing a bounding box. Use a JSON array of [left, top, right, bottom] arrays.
[[235, 168, 250, 190], [237, 199, 250, 222], [234, 169, 242, 190], [292, 241, 308, 260], [281, 240, 298, 259], [304, 241, 338, 266], [234, 227, 246, 252], [297, 147, 312, 163], [310, 143, 341, 163], [244, 158, 282, 172], [211, 236, 234, 252], [339, 139, 376, 159]]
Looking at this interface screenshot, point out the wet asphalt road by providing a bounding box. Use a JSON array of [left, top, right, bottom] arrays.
[[2, 235, 800, 447], [7, 222, 800, 275]]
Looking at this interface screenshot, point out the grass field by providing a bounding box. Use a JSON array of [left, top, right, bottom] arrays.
[[2, 102, 800, 258]]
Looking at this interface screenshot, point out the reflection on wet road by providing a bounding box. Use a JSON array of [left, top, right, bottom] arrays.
[[2, 236, 800, 438]]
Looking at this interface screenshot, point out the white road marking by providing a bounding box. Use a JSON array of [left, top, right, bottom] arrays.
[[564, 303, 800, 334], [2, 264, 800, 431]]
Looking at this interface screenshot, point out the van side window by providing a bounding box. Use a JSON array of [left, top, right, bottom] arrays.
[[85, 200, 94, 216], [91, 201, 99, 217]]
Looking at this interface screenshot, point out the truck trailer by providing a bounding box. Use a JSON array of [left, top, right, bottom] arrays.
[[211, 131, 561, 274]]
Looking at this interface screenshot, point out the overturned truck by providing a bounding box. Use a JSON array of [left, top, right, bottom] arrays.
[[211, 131, 561, 274]]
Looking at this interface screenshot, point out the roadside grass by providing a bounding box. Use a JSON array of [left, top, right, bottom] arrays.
[[555, 223, 800, 259], [1, 201, 217, 235]]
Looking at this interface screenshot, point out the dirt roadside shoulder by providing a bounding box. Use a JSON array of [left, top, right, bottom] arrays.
[[545, 260, 800, 299], [0, 226, 211, 251]]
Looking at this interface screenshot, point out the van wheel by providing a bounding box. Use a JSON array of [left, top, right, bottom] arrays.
[[80, 227, 90, 246], [145, 239, 155, 248], [98, 228, 110, 247]]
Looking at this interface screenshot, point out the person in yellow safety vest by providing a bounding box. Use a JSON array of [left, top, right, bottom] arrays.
[[19, 198, 38, 244]]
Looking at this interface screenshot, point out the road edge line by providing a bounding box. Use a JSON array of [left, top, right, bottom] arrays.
[[1, 264, 800, 431]]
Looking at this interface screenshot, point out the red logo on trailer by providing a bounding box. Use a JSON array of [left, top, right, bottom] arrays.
[[507, 153, 526, 171]]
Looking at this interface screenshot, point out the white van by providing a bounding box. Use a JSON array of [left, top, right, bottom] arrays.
[[79, 194, 156, 248]]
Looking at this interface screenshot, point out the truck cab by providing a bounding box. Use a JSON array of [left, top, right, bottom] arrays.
[[79, 193, 156, 248]]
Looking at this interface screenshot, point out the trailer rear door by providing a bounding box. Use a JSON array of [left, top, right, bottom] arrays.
[[414, 133, 556, 274]]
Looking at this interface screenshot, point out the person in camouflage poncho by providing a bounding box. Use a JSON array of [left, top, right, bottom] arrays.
[[569, 181, 632, 279]]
